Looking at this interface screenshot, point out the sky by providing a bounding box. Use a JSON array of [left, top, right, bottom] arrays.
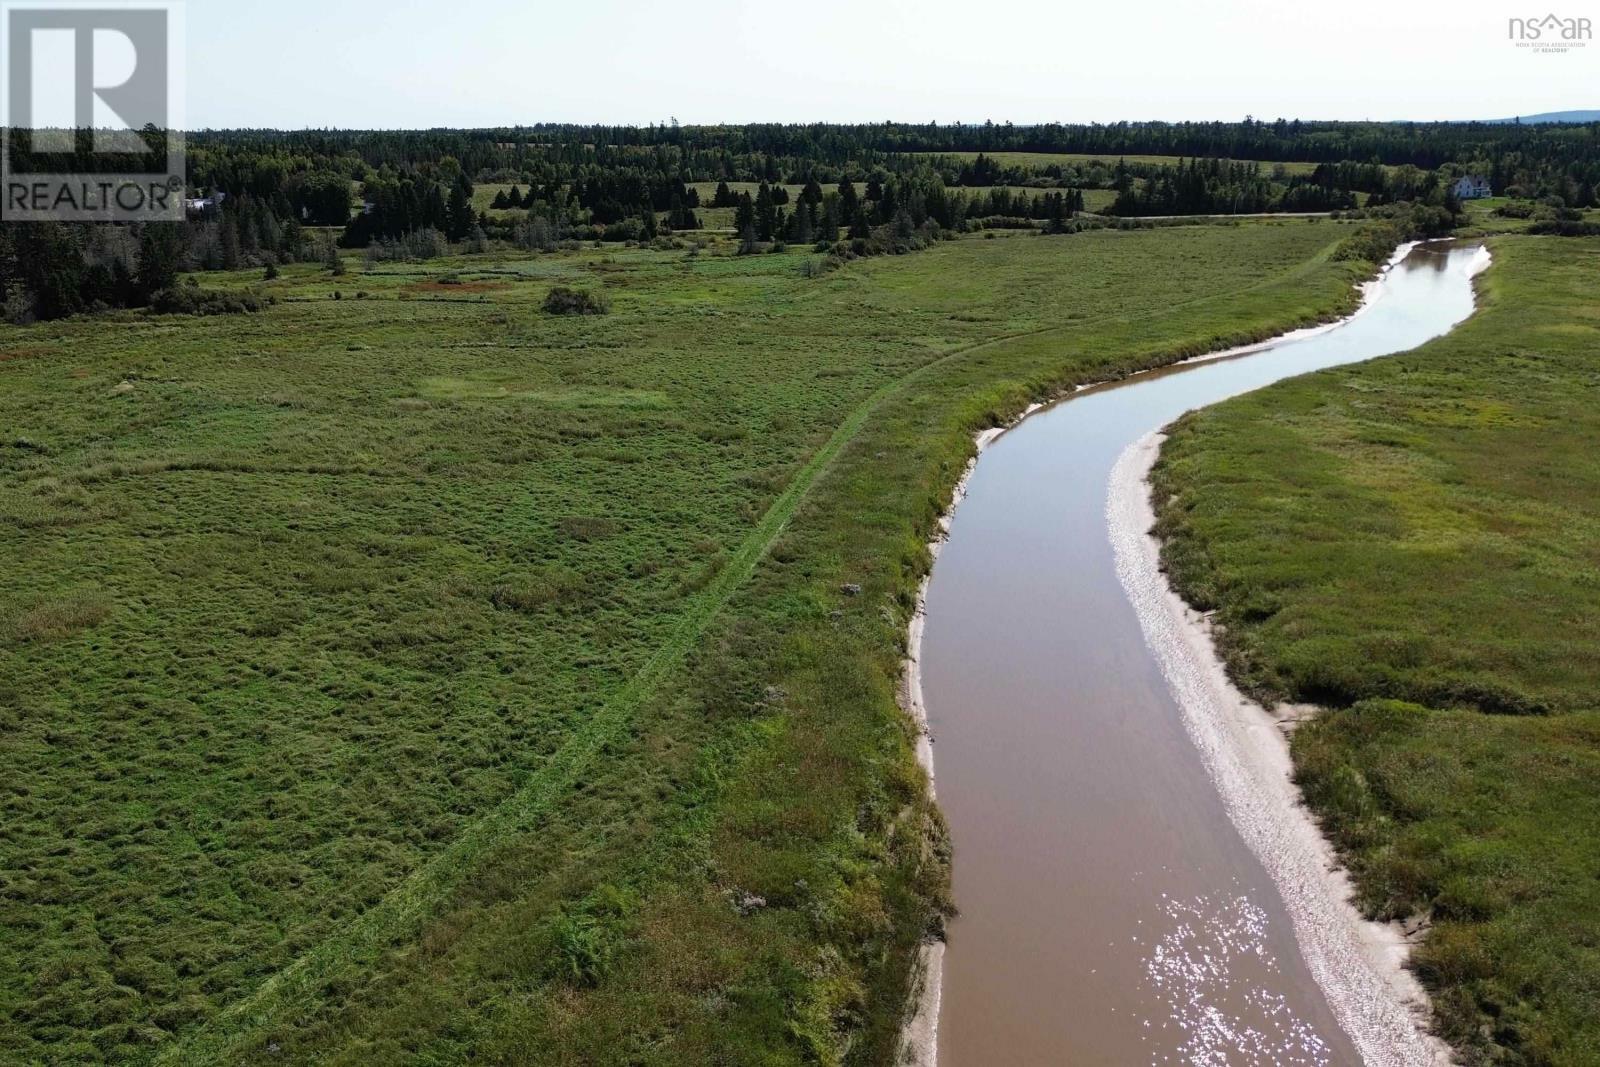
[[179, 0, 1596, 128]]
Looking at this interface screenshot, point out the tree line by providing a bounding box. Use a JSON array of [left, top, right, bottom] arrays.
[[5, 119, 1599, 322]]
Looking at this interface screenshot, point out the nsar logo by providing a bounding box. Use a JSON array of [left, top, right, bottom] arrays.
[[1508, 12, 1592, 51]]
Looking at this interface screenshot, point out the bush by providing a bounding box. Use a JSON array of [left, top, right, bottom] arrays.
[[542, 286, 610, 316], [1331, 221, 1407, 264], [513, 218, 557, 253], [1528, 219, 1600, 237], [1332, 201, 1460, 264], [362, 228, 448, 265], [149, 280, 273, 316], [1492, 201, 1535, 219]]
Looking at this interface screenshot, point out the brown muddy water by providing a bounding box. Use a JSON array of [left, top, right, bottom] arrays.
[[922, 242, 1488, 1065]]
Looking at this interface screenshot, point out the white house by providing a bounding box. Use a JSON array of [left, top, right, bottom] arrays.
[[1452, 175, 1492, 200], [184, 190, 227, 216]]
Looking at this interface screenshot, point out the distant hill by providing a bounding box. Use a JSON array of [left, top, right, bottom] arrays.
[[1486, 110, 1600, 124]]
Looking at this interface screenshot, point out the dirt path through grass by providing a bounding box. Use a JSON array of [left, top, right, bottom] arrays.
[[151, 233, 1363, 1064]]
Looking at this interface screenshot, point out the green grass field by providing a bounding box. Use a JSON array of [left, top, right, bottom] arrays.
[[915, 150, 1322, 176], [2, 222, 1371, 1064], [471, 182, 521, 216], [1150, 236, 1600, 1064]]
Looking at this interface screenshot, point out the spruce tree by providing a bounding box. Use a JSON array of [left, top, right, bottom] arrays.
[[322, 234, 345, 276], [754, 183, 776, 242], [135, 224, 184, 299], [837, 180, 858, 219], [447, 183, 474, 241], [220, 215, 242, 271], [848, 205, 871, 240], [819, 197, 840, 244], [425, 184, 449, 232]]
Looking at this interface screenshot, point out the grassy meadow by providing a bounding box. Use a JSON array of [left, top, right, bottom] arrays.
[[1, 221, 1375, 1064], [1151, 236, 1600, 1064], [914, 149, 1323, 176]]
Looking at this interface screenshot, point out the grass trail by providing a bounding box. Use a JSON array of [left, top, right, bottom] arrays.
[[125, 229, 1363, 1064], [160, 259, 1347, 1062], [155, 336, 977, 1064]]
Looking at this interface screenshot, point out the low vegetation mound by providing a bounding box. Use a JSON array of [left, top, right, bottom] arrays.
[[150, 281, 274, 316], [542, 285, 610, 315]]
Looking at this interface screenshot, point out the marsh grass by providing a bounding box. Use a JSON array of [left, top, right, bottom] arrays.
[[1152, 237, 1600, 1064], [3, 590, 111, 640], [1, 224, 1367, 1064]]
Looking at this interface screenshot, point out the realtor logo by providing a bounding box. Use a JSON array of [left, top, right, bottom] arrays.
[[1508, 12, 1592, 51], [2, 0, 185, 222]]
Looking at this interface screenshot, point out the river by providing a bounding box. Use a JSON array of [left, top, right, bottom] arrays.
[[920, 240, 1489, 1065]]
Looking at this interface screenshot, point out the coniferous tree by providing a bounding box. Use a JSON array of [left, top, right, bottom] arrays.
[[819, 196, 841, 244], [848, 204, 871, 240], [136, 224, 184, 298], [220, 215, 242, 271], [447, 183, 474, 241], [754, 183, 777, 241], [1113, 158, 1133, 194], [837, 180, 858, 220], [322, 233, 345, 275], [435, 185, 455, 230], [788, 201, 815, 244]]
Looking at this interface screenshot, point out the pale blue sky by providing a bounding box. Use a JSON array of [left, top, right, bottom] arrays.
[[181, 0, 1595, 128]]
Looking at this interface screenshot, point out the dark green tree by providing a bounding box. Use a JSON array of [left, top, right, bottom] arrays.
[[447, 183, 474, 241]]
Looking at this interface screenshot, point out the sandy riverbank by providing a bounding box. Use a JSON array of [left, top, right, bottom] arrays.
[[894, 241, 1437, 1066], [1108, 431, 1454, 1067], [896, 421, 1005, 1067]]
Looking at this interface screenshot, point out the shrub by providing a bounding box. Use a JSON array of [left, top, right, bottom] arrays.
[[149, 280, 273, 316], [542, 286, 610, 316], [1332, 202, 1460, 264], [1492, 201, 1535, 220], [363, 228, 448, 265], [1331, 221, 1407, 264], [1528, 219, 1600, 237]]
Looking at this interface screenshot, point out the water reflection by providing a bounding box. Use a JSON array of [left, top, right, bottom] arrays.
[[924, 242, 1487, 1065]]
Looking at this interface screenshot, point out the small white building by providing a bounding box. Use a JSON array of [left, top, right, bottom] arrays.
[[184, 190, 227, 216], [1452, 175, 1492, 200]]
